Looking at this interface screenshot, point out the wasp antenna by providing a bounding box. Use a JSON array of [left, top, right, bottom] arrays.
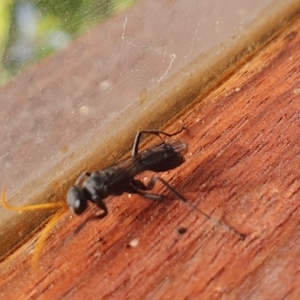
[[1, 189, 68, 270], [1, 189, 66, 212], [31, 208, 66, 271]]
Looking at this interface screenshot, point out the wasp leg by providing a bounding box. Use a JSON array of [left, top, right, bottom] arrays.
[[132, 176, 246, 240], [92, 196, 108, 218], [75, 171, 92, 185], [128, 179, 165, 201], [131, 176, 186, 201], [132, 188, 166, 201], [132, 126, 185, 156]]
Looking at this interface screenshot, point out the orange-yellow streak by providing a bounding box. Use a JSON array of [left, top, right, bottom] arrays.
[[1, 188, 69, 271], [1, 189, 66, 211], [31, 208, 67, 271]]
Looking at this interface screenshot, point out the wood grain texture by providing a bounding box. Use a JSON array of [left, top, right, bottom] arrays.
[[1, 13, 300, 300]]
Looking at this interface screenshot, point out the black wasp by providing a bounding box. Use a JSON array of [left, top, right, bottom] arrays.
[[1, 127, 244, 269], [67, 128, 187, 215], [67, 128, 245, 239]]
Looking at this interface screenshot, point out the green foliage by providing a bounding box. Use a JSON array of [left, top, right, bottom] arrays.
[[0, 0, 138, 86]]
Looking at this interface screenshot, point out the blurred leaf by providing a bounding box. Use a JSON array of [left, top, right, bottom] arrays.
[[0, 0, 139, 86], [0, 0, 13, 85]]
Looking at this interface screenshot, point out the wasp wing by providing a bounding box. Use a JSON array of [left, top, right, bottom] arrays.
[[106, 140, 188, 185]]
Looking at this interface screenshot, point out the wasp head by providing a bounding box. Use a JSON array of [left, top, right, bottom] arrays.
[[67, 186, 88, 215]]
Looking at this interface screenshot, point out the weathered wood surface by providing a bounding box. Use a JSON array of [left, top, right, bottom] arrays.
[[1, 13, 300, 300]]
